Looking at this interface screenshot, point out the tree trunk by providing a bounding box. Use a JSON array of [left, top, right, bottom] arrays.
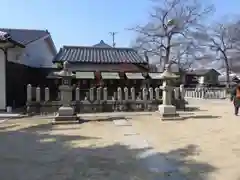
[[164, 36, 171, 67], [224, 57, 230, 88]]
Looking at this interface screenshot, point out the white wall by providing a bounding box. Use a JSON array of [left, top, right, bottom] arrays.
[[9, 37, 55, 68], [5, 37, 54, 68], [7, 47, 24, 64], [0, 51, 6, 110], [23, 37, 55, 67]]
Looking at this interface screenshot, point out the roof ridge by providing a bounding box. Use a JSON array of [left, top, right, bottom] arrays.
[[0, 28, 50, 46], [0, 28, 48, 32], [63, 45, 135, 51]]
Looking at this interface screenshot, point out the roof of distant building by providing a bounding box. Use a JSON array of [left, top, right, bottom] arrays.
[[53, 44, 147, 64], [187, 68, 220, 76], [0, 28, 49, 46]]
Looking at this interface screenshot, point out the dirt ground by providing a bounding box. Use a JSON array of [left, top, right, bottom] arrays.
[[0, 99, 240, 179], [130, 99, 240, 180], [0, 117, 161, 180]]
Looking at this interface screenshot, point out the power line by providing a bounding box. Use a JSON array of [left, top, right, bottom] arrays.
[[109, 32, 117, 47]]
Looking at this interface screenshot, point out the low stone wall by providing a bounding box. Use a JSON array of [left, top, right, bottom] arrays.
[[185, 87, 227, 99], [25, 85, 186, 114]]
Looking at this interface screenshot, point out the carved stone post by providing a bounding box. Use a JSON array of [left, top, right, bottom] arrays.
[[124, 87, 129, 111], [148, 87, 154, 111], [117, 87, 123, 111], [155, 87, 160, 100], [179, 84, 185, 99], [45, 87, 50, 102], [27, 84, 32, 102], [75, 87, 80, 101], [103, 88, 108, 101], [26, 84, 32, 114], [142, 88, 148, 110], [36, 87, 41, 102]]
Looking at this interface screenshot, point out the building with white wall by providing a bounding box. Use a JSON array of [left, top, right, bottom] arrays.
[[0, 28, 57, 110]]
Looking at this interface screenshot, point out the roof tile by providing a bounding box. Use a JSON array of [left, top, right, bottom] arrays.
[[0, 28, 49, 45], [53, 46, 147, 64]]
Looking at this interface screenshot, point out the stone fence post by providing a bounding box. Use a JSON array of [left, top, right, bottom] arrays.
[[103, 88, 108, 101], [179, 84, 185, 100], [174, 87, 180, 100], [36, 87, 41, 102], [155, 87, 160, 100], [27, 84, 32, 102], [44, 87, 49, 101], [131, 87, 135, 101], [124, 87, 128, 101], [75, 87, 80, 101], [149, 87, 153, 101], [96, 87, 101, 101], [89, 88, 94, 102]]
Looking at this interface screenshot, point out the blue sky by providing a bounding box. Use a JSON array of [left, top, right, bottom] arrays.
[[1, 0, 240, 50]]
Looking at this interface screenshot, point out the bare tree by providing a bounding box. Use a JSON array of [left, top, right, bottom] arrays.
[[130, 0, 214, 68], [200, 20, 240, 87]]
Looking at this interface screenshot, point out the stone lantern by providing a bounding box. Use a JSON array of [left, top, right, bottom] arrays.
[[53, 61, 78, 123], [158, 64, 180, 119]]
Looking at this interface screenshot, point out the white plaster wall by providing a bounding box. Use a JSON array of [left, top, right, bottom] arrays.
[[7, 47, 24, 64], [4, 37, 54, 68], [21, 37, 55, 68], [0, 51, 6, 110]]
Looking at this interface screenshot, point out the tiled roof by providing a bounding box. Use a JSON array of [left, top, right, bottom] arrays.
[[0, 28, 49, 45], [53, 45, 147, 64], [187, 69, 220, 76]]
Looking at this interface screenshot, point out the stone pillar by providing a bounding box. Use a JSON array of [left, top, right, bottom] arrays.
[[36, 87, 41, 102], [131, 87, 135, 101], [75, 87, 80, 101], [45, 87, 50, 102], [27, 84, 32, 102], [179, 84, 185, 99], [103, 88, 108, 101], [174, 87, 180, 100], [155, 87, 160, 100]]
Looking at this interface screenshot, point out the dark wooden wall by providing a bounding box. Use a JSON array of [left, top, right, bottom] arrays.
[[6, 62, 55, 108]]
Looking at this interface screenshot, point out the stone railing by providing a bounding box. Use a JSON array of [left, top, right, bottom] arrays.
[[184, 87, 227, 99], [26, 84, 186, 114]]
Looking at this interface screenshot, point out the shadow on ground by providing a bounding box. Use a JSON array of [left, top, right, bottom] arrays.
[[82, 116, 127, 122], [183, 107, 208, 112], [0, 121, 217, 180], [182, 115, 221, 120]]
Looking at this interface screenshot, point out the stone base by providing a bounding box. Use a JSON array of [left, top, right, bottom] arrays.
[[158, 104, 177, 115], [158, 104, 183, 121], [58, 106, 74, 116], [53, 106, 79, 124], [53, 114, 79, 124]]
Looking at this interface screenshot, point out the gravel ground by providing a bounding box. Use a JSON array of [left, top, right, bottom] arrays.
[[0, 99, 239, 179], [130, 99, 240, 180], [0, 117, 164, 180]]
